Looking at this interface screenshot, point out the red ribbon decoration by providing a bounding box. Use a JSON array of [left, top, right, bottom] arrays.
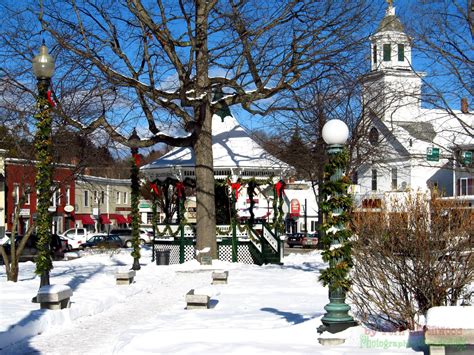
[[231, 183, 241, 200], [275, 180, 285, 198], [175, 182, 185, 198], [132, 153, 141, 167], [150, 182, 161, 196], [47, 90, 56, 107]]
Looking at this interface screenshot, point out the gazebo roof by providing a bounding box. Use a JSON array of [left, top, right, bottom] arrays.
[[141, 112, 293, 181]]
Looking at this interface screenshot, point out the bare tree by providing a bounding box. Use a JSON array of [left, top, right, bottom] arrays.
[[404, 0, 473, 135], [0, 0, 373, 258], [0, 187, 37, 282]]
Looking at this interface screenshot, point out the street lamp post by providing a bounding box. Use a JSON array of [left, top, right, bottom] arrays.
[[129, 129, 141, 271], [32, 41, 55, 287], [318, 119, 357, 334]]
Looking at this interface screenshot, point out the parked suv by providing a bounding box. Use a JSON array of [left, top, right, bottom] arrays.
[[109, 228, 152, 247], [286, 232, 319, 248]]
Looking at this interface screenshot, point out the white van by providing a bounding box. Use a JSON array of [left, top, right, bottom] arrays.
[[60, 228, 93, 249]]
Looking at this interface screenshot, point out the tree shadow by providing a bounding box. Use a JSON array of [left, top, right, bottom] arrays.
[[280, 261, 326, 273], [261, 307, 323, 325]]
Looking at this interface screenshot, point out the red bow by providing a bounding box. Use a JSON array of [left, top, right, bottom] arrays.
[[47, 90, 56, 107], [231, 183, 241, 199], [175, 182, 185, 198], [132, 153, 141, 167], [275, 180, 285, 198], [150, 182, 161, 196]]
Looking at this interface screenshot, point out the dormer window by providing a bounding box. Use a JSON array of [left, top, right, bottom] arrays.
[[398, 44, 405, 61], [383, 44, 391, 61]]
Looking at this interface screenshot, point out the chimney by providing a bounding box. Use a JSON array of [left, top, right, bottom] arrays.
[[461, 97, 469, 114]]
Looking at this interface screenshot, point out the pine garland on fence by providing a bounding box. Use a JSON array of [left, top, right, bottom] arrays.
[[318, 149, 353, 292]]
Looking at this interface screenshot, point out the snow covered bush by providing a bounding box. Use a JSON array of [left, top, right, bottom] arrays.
[[350, 192, 473, 331]]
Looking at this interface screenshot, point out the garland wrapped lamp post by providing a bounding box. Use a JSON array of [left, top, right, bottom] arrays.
[[149, 182, 160, 263], [32, 42, 55, 287], [129, 129, 141, 271], [318, 119, 357, 334]]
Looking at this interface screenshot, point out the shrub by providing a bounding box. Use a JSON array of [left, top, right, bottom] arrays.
[[350, 192, 473, 331]]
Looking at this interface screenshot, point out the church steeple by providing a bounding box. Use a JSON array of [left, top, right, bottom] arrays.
[[362, 1, 424, 122], [370, 1, 412, 72]]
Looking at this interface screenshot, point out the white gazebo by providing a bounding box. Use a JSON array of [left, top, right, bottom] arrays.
[[140, 108, 293, 266], [140, 112, 293, 182]]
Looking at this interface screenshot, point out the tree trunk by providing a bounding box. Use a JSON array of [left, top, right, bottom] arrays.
[[194, 1, 216, 259], [194, 103, 217, 258]]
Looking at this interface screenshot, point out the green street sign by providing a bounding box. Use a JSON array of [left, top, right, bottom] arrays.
[[139, 203, 151, 209], [463, 151, 472, 165], [426, 147, 440, 162]]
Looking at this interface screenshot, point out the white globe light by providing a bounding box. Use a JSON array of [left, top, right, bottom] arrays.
[[322, 119, 349, 145], [32, 43, 55, 79]]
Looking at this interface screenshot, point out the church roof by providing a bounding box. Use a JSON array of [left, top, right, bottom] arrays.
[[376, 14, 404, 33], [141, 111, 293, 181], [395, 121, 437, 143], [376, 5, 404, 34]]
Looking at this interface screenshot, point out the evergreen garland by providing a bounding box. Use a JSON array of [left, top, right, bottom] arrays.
[[130, 151, 141, 266], [318, 149, 353, 291], [34, 80, 54, 282]]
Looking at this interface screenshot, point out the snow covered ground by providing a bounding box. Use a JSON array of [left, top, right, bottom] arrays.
[[1, 248, 424, 354]]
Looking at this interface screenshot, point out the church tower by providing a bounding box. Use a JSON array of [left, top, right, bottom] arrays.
[[362, 1, 424, 123]]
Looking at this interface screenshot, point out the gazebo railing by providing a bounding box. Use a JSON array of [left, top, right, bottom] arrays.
[[152, 223, 281, 264]]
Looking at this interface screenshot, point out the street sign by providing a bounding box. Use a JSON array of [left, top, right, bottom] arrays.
[[426, 147, 440, 162], [463, 151, 472, 165]]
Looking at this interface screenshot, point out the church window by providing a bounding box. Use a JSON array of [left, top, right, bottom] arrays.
[[371, 169, 377, 191], [369, 127, 379, 146], [383, 44, 391, 61], [398, 44, 405, 61], [373, 45, 377, 63], [391, 168, 398, 190]]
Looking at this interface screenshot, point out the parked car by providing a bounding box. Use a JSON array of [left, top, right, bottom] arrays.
[[286, 233, 319, 248], [79, 234, 123, 250], [0, 233, 67, 261], [60, 228, 94, 249], [109, 228, 152, 247]]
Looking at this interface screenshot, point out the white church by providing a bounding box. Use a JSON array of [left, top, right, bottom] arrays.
[[354, 3, 473, 208]]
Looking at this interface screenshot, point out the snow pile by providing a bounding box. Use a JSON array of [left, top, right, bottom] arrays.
[[426, 306, 474, 329], [1, 248, 423, 354]]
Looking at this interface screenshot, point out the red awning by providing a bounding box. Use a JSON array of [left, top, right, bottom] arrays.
[[99, 214, 111, 224], [76, 214, 95, 225], [127, 215, 132, 223], [111, 214, 128, 224]]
